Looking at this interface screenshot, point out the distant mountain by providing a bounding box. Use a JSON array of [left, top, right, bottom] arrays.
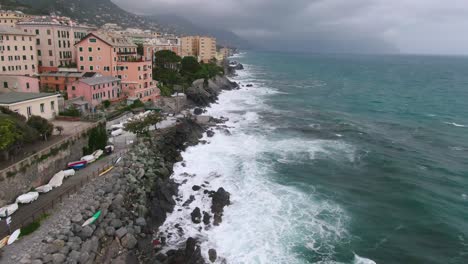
[[3, 0, 248, 48]]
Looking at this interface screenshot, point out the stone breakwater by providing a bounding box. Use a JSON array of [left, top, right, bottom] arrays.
[[0, 74, 239, 264]]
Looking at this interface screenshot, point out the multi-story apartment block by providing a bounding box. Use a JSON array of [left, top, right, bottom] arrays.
[[0, 10, 32, 27], [1, 75, 40, 94], [143, 37, 181, 61], [0, 26, 37, 75], [198, 36, 217, 63], [180, 36, 217, 63], [76, 32, 160, 102], [16, 16, 94, 71]]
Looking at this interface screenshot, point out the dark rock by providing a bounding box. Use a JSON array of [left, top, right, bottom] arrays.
[[211, 188, 231, 226], [246, 84, 253, 87], [203, 212, 211, 225], [79, 226, 93, 240], [183, 195, 196, 207], [191, 207, 202, 224], [110, 219, 123, 228], [206, 130, 215, 137], [193, 108, 203, 115], [208, 249, 217, 263], [192, 185, 201, 191]]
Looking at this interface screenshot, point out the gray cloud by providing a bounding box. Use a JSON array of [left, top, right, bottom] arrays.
[[113, 0, 468, 54]]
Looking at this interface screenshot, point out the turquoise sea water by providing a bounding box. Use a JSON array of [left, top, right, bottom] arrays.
[[160, 51, 468, 264], [236, 52, 468, 263]]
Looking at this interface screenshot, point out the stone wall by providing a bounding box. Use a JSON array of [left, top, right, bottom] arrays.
[[0, 127, 94, 207]]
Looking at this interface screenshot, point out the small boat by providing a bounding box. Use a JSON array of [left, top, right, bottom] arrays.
[[0, 236, 10, 249], [67, 160, 87, 170], [7, 229, 21, 245], [82, 210, 102, 227], [81, 155, 96, 164]]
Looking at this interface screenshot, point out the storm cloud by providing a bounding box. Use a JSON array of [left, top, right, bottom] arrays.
[[113, 0, 468, 54]]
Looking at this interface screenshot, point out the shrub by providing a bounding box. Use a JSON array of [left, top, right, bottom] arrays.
[[103, 100, 111, 108], [60, 106, 81, 117], [26, 116, 54, 141]]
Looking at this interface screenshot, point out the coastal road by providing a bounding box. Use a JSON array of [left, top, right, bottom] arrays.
[[0, 149, 125, 239]]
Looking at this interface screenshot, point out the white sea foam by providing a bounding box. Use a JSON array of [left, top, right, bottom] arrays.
[[353, 254, 377, 264], [445, 122, 467, 127], [158, 63, 351, 263]]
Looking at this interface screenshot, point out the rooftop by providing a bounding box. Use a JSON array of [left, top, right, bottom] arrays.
[[0, 92, 59, 104], [80, 76, 121, 86], [77, 32, 137, 48], [40, 71, 96, 78], [0, 26, 35, 36]]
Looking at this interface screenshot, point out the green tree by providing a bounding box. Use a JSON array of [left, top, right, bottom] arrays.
[[84, 124, 108, 155], [124, 112, 162, 136], [0, 118, 23, 157], [27, 116, 54, 141], [154, 50, 181, 69], [103, 100, 111, 108], [181, 56, 201, 76], [137, 43, 144, 56]]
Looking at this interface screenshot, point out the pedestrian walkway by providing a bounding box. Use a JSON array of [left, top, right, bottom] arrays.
[[0, 149, 126, 238]]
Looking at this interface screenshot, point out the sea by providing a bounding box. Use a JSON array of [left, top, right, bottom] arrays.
[[158, 51, 468, 264]]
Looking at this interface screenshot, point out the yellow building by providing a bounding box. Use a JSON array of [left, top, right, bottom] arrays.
[[0, 92, 60, 120], [0, 10, 32, 27], [180, 36, 217, 63]]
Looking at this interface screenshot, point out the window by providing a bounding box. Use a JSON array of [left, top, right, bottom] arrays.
[[79, 56, 83, 61], [3, 82, 7, 88], [35, 29, 39, 35], [36, 39, 40, 45], [90, 66, 94, 71], [47, 29, 51, 35], [89, 56, 93, 61], [27, 106, 32, 117], [40, 103, 45, 113], [72, 86, 76, 91], [51, 101, 55, 111], [48, 39, 52, 45], [26, 83, 30, 89], [38, 50, 41, 56], [49, 50, 53, 56], [88, 47, 92, 52], [89, 38, 97, 43], [80, 66, 84, 70], [79, 47, 83, 52]]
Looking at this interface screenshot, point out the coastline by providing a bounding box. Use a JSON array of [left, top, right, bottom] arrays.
[[0, 68, 242, 264]]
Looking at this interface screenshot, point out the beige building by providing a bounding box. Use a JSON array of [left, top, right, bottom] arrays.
[[0, 26, 37, 76], [17, 16, 94, 71], [180, 36, 217, 63], [0, 92, 60, 120], [0, 10, 32, 27]]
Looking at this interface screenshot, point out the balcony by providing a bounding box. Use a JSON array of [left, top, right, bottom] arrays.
[[117, 51, 137, 55]]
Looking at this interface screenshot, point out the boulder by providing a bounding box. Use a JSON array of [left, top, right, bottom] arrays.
[[115, 227, 128, 238], [191, 207, 202, 224], [135, 217, 146, 227], [79, 226, 93, 240], [206, 130, 215, 138], [203, 212, 211, 225], [208, 249, 217, 263], [192, 185, 201, 191], [122, 234, 137, 249], [211, 188, 231, 226], [193, 108, 203, 115], [51, 253, 66, 264]]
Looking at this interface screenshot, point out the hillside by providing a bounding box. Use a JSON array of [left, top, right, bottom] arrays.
[[3, 0, 248, 48]]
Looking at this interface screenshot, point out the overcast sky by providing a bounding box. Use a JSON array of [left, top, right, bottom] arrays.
[[113, 0, 468, 55]]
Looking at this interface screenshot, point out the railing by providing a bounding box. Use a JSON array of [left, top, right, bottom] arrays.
[[0, 150, 128, 238]]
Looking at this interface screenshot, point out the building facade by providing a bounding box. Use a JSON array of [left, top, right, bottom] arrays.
[[0, 75, 39, 93], [180, 36, 217, 62], [17, 16, 94, 71], [0, 11, 32, 27], [0, 26, 37, 76], [39, 71, 96, 92], [67, 76, 122, 108], [0, 92, 59, 120], [76, 33, 160, 103], [143, 37, 181, 61]]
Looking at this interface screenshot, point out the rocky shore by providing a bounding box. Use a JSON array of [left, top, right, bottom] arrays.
[[0, 73, 240, 264]]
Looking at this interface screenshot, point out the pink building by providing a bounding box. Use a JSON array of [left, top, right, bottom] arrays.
[[0, 26, 37, 76], [66, 75, 122, 108], [76, 32, 160, 103], [0, 75, 40, 93], [117, 60, 160, 102]]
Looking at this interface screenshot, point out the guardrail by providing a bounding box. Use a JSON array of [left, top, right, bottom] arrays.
[[0, 150, 127, 239]]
